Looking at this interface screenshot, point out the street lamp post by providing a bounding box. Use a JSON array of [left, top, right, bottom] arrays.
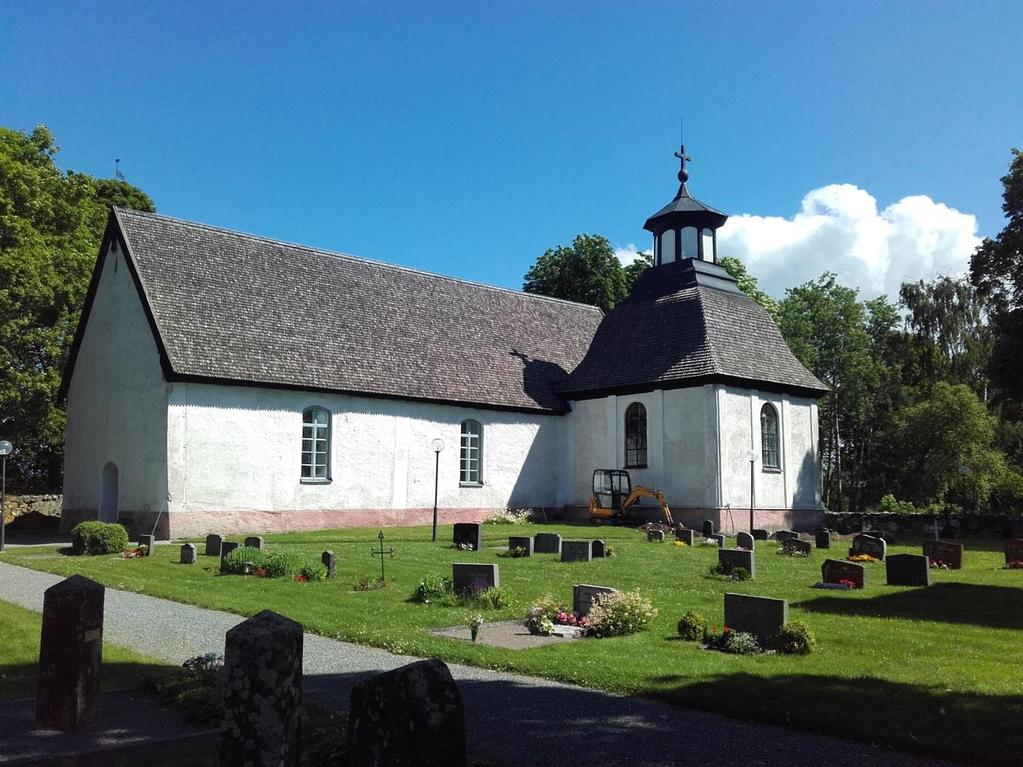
[[0, 440, 13, 553], [431, 438, 444, 542], [747, 448, 759, 534]]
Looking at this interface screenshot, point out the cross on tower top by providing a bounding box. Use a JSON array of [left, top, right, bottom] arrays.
[[674, 145, 692, 189]]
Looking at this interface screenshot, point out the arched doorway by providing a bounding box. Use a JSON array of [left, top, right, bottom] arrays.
[[100, 462, 119, 522]]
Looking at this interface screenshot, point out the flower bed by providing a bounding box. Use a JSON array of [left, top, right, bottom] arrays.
[[847, 554, 879, 563]]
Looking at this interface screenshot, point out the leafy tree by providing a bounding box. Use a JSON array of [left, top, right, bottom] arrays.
[[0, 125, 154, 492], [623, 250, 653, 293], [523, 234, 627, 311], [720, 256, 780, 321]]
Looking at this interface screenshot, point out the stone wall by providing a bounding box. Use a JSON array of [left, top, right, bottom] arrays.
[[824, 511, 1023, 539], [2, 494, 62, 525]]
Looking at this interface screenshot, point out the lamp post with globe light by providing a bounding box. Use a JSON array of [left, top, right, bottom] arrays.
[[747, 448, 759, 533], [431, 438, 444, 542], [0, 440, 12, 553]]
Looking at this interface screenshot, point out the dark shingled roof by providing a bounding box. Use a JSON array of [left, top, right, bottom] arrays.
[[99, 209, 605, 413]]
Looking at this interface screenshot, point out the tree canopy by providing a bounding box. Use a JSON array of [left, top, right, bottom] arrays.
[[522, 234, 629, 311]]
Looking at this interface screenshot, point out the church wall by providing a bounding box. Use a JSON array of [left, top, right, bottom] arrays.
[[62, 240, 169, 531]]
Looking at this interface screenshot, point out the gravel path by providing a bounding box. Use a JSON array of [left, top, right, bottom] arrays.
[[0, 560, 948, 767]]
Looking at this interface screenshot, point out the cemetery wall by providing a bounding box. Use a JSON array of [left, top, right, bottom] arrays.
[[824, 510, 1022, 537], [1, 494, 62, 525]]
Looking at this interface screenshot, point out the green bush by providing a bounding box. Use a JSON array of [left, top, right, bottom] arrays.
[[265, 551, 304, 578], [298, 562, 328, 582], [70, 521, 129, 555], [708, 562, 751, 580], [466, 586, 511, 610], [525, 594, 563, 636], [724, 630, 762, 655], [587, 590, 658, 638], [774, 621, 817, 655], [677, 611, 706, 641], [411, 574, 453, 603], [877, 494, 918, 515], [221, 546, 269, 574]]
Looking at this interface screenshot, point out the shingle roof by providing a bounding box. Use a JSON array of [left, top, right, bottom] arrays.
[[105, 209, 604, 413]]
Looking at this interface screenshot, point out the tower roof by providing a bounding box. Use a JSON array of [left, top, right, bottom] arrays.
[[643, 145, 728, 233]]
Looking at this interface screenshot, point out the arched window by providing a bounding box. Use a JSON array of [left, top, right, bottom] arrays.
[[460, 419, 483, 485], [624, 402, 647, 468], [301, 407, 331, 481], [761, 403, 780, 469]]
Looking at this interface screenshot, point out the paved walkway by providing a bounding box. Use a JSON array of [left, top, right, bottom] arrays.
[[0, 560, 946, 766]]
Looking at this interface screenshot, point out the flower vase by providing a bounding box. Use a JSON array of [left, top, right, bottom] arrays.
[[470, 626, 480, 642]]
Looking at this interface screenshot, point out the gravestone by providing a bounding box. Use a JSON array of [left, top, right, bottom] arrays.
[[348, 659, 468, 767], [736, 531, 755, 551], [886, 553, 931, 587], [221, 610, 303, 767], [452, 563, 499, 595], [718, 548, 755, 579], [533, 532, 562, 554], [782, 538, 812, 556], [774, 530, 798, 543], [710, 533, 726, 547], [1005, 539, 1023, 565], [815, 528, 831, 549], [922, 540, 963, 569], [591, 539, 607, 558], [35, 575, 104, 731], [204, 534, 222, 557], [702, 519, 715, 537], [573, 584, 617, 618], [865, 530, 888, 541], [508, 536, 533, 556], [137, 534, 155, 556], [751, 529, 770, 541], [849, 533, 887, 561], [180, 543, 196, 565], [321, 550, 337, 579], [724, 592, 787, 643], [452, 523, 483, 551], [1005, 519, 1023, 539], [244, 536, 264, 550], [219, 541, 240, 571], [822, 558, 865, 588], [647, 530, 665, 543], [676, 528, 695, 546], [561, 540, 593, 562]]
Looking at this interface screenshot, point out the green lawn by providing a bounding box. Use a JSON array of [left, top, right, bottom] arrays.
[[3, 523, 1022, 765]]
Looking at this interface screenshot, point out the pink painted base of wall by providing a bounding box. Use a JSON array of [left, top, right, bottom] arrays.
[[561, 505, 824, 533]]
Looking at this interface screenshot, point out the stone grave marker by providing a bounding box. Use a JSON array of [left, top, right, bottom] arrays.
[[710, 533, 726, 547], [774, 530, 798, 543], [676, 528, 695, 546], [219, 541, 240, 571], [221, 610, 303, 766], [180, 543, 196, 564], [751, 529, 770, 541], [591, 539, 607, 558], [508, 535, 533, 556], [533, 532, 562, 554], [1005, 539, 1023, 565], [452, 523, 483, 551], [922, 540, 963, 569], [35, 575, 104, 731], [702, 519, 715, 537], [886, 553, 931, 587], [718, 548, 755, 579], [849, 533, 887, 561], [204, 534, 222, 557], [865, 529, 888, 541], [137, 533, 155, 556], [1005, 519, 1023, 539], [244, 536, 264, 550], [822, 558, 865, 588], [452, 563, 499, 595], [724, 592, 787, 643], [348, 659, 468, 767], [573, 584, 617, 618], [736, 531, 755, 550], [321, 550, 337, 579], [782, 538, 812, 556], [561, 540, 593, 562], [647, 529, 665, 543], [815, 528, 831, 549]]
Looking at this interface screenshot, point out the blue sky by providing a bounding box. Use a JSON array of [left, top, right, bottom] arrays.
[[2, 1, 1020, 298]]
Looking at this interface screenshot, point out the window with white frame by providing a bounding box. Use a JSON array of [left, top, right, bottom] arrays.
[[761, 403, 780, 469], [624, 402, 647, 468], [459, 419, 483, 484], [301, 407, 331, 480]]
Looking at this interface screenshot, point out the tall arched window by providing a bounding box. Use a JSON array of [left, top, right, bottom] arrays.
[[460, 419, 483, 485], [624, 402, 647, 468], [301, 407, 331, 481], [761, 403, 780, 469]]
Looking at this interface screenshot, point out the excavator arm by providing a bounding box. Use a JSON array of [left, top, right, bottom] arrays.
[[621, 486, 675, 527]]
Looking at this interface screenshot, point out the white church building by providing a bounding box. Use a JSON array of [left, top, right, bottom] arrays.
[[59, 149, 827, 538]]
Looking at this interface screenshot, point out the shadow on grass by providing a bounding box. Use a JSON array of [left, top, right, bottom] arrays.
[[0, 661, 176, 701], [795, 583, 1023, 630]]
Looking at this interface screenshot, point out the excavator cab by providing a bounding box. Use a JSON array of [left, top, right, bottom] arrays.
[[589, 469, 676, 527], [592, 469, 632, 513]]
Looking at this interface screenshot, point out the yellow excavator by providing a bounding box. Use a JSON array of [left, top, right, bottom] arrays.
[[588, 469, 676, 527]]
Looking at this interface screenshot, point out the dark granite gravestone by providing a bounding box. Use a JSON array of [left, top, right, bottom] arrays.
[[204, 534, 222, 557], [561, 540, 593, 562], [508, 536, 533, 556], [886, 553, 931, 586], [591, 539, 607, 558], [676, 528, 695, 546], [782, 538, 812, 556], [849, 533, 887, 561], [718, 548, 755, 579], [35, 576, 105, 731], [815, 528, 831, 549], [822, 558, 865, 588], [702, 519, 715, 537], [710, 533, 726, 547], [533, 532, 562, 554], [219, 541, 240, 571], [348, 659, 468, 767], [751, 529, 770, 541], [774, 530, 798, 543], [137, 534, 155, 556], [647, 530, 665, 543], [322, 550, 337, 579], [452, 523, 483, 550], [1005, 539, 1023, 565], [865, 530, 888, 541], [244, 536, 264, 550], [1005, 519, 1023, 539], [736, 531, 755, 551], [922, 540, 963, 569], [572, 584, 617, 617], [180, 543, 196, 564], [724, 592, 788, 643], [220, 610, 303, 767], [452, 563, 499, 595]]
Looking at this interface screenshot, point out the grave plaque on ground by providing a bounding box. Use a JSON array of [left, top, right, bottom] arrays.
[[783, 538, 812, 556], [35, 575, 104, 731], [676, 528, 695, 546], [180, 543, 196, 565], [221, 610, 303, 767], [508, 536, 533, 556], [561, 540, 593, 562], [204, 534, 222, 557], [752, 529, 770, 541], [219, 541, 240, 571], [702, 520, 715, 537], [718, 548, 755, 579], [591, 539, 607, 558], [533, 532, 562, 554], [1005, 539, 1023, 565], [849, 533, 887, 561], [736, 531, 755, 550], [244, 536, 264, 550], [724, 592, 787, 643], [322, 550, 337, 579], [647, 530, 665, 543], [573, 584, 617, 617], [886, 554, 931, 587], [774, 530, 798, 543], [922, 540, 963, 569], [815, 528, 831, 549], [822, 558, 865, 588], [710, 533, 726, 547], [348, 659, 468, 767], [452, 523, 483, 550], [137, 534, 154, 556], [452, 563, 499, 595]]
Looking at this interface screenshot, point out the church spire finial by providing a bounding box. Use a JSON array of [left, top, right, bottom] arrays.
[[674, 145, 691, 194]]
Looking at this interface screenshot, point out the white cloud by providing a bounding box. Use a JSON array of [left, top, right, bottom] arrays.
[[614, 243, 651, 265], [716, 184, 981, 300]]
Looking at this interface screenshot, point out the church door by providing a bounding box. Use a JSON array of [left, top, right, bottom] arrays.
[[100, 462, 119, 522]]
